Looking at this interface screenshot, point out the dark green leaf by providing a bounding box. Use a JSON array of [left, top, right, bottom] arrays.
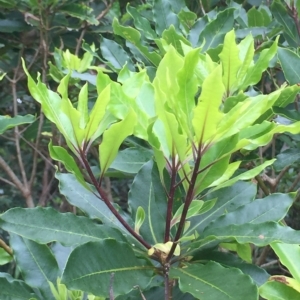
[[170, 262, 258, 300], [278, 47, 300, 85], [185, 181, 257, 236], [128, 161, 167, 244], [110, 147, 153, 174], [199, 8, 235, 51], [208, 193, 295, 229], [0, 207, 125, 246], [62, 240, 154, 298], [10, 235, 58, 300], [274, 148, 300, 171], [153, 0, 180, 35], [0, 19, 29, 32], [0, 275, 35, 300], [100, 37, 134, 71]]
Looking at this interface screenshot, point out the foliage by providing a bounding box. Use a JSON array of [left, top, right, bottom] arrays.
[[1, 0, 300, 300]]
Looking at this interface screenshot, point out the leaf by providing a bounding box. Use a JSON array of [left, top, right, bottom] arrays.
[[56, 173, 132, 236], [198, 222, 300, 250], [194, 250, 269, 286], [0, 207, 125, 247], [259, 280, 300, 300], [278, 47, 300, 85], [0, 275, 35, 300], [48, 142, 87, 188], [208, 193, 295, 229], [61, 240, 154, 298], [192, 65, 225, 144], [271, 0, 300, 47], [248, 7, 264, 27], [113, 19, 161, 66], [127, 6, 157, 40], [274, 148, 300, 171], [10, 234, 59, 299], [100, 37, 134, 71], [110, 147, 153, 174], [99, 109, 136, 175], [199, 8, 236, 51], [77, 82, 89, 129], [0, 114, 35, 135], [134, 206, 146, 235], [239, 37, 278, 90], [153, 0, 180, 35], [271, 243, 300, 282], [219, 30, 242, 95], [170, 262, 258, 300], [0, 248, 12, 265], [128, 160, 166, 244], [185, 181, 257, 237]]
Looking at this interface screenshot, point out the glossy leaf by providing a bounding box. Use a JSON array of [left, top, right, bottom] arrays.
[[0, 115, 35, 135], [0, 207, 125, 247], [62, 240, 154, 298], [56, 173, 130, 235], [110, 147, 153, 174], [192, 65, 224, 144], [10, 234, 58, 299], [170, 262, 258, 300], [278, 47, 300, 85], [209, 193, 295, 229], [198, 222, 300, 250], [185, 181, 257, 236], [271, 243, 300, 282], [259, 280, 300, 300], [48, 142, 87, 188], [219, 30, 241, 95], [128, 160, 166, 244], [99, 109, 136, 175]]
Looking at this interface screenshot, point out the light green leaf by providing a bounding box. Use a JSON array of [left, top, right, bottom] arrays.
[[77, 82, 89, 129], [211, 159, 275, 191], [10, 234, 58, 300], [0, 207, 125, 247], [0, 114, 35, 135], [271, 243, 300, 282], [259, 280, 300, 300], [99, 109, 136, 175], [170, 262, 258, 300], [49, 141, 87, 188], [134, 206, 146, 235], [219, 30, 242, 95], [192, 65, 225, 144], [0, 248, 12, 265], [61, 240, 154, 298], [171, 200, 204, 228]]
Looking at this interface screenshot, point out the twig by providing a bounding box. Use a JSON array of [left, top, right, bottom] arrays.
[[256, 245, 270, 266], [287, 172, 300, 192], [0, 238, 13, 256], [255, 175, 270, 196]]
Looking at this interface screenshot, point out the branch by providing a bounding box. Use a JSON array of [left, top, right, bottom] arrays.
[[0, 239, 13, 256]]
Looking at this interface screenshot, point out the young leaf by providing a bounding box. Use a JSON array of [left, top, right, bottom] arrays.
[[135, 206, 146, 235], [259, 280, 300, 300], [219, 30, 242, 95], [99, 109, 137, 175], [192, 65, 225, 144]]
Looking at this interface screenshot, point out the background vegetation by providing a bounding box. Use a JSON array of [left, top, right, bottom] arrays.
[[1, 0, 300, 299]]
